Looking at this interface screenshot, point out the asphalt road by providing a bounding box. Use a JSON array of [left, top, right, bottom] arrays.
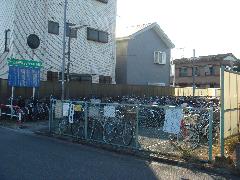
[[0, 127, 236, 180]]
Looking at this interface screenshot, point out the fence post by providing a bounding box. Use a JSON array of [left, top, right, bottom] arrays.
[[208, 107, 213, 162], [220, 65, 225, 157], [135, 105, 139, 148], [84, 102, 88, 139]]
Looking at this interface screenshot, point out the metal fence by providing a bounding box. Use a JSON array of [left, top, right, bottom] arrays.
[[49, 99, 216, 161]]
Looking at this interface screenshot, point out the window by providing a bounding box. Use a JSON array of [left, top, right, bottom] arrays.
[[209, 65, 214, 75], [99, 31, 108, 43], [179, 67, 188, 77], [210, 83, 215, 88], [47, 71, 59, 81], [4, 29, 10, 52], [192, 66, 199, 76], [66, 23, 77, 38], [154, 51, 166, 64], [58, 72, 67, 81], [48, 21, 59, 35], [96, 0, 108, 3], [99, 75, 112, 84], [87, 28, 109, 43], [205, 65, 215, 76]]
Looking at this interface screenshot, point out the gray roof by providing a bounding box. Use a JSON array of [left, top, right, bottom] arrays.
[[173, 53, 239, 64], [116, 22, 175, 49]]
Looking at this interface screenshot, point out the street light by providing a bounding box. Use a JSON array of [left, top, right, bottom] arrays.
[[66, 24, 88, 98]]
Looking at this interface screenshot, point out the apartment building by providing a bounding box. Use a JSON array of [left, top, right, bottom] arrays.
[[173, 53, 239, 88], [0, 0, 117, 83]]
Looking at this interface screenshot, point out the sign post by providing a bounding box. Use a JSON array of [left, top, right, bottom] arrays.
[[11, 86, 14, 118], [33, 87, 36, 99]]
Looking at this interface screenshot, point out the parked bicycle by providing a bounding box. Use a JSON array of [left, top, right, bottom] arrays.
[[103, 106, 136, 146]]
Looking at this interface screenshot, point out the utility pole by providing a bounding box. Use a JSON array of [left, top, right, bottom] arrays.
[[66, 25, 87, 99], [192, 49, 196, 97], [61, 0, 68, 101], [66, 29, 71, 99]]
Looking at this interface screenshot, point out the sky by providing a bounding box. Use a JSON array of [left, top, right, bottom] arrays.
[[116, 0, 240, 59]]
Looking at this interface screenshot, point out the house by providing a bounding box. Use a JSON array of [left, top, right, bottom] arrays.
[[0, 0, 117, 84], [172, 53, 240, 88], [116, 23, 175, 86]]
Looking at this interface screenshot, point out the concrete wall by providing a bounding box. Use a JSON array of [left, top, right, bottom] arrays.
[[126, 29, 171, 85], [0, 0, 117, 83]]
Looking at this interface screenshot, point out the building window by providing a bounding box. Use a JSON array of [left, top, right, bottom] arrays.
[[87, 28, 109, 43], [99, 75, 112, 84], [192, 66, 199, 76], [96, 0, 108, 3], [99, 31, 108, 43], [4, 29, 10, 52], [210, 83, 215, 88], [205, 65, 215, 76], [179, 67, 188, 77], [154, 51, 166, 64], [66, 23, 77, 38], [48, 21, 59, 35], [47, 71, 59, 81]]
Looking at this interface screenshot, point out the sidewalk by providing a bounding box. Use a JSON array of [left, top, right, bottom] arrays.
[[0, 119, 49, 133]]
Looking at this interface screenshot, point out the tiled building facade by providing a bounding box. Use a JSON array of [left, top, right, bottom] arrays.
[[0, 0, 117, 83]]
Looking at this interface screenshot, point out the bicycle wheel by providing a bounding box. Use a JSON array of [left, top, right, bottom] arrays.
[[103, 120, 116, 143], [182, 130, 200, 150], [58, 119, 68, 135], [122, 121, 133, 146], [71, 120, 84, 139]]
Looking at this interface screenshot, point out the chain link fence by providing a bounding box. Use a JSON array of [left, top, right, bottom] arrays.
[[49, 99, 216, 161]]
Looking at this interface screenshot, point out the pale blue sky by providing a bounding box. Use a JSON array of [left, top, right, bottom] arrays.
[[117, 0, 240, 59]]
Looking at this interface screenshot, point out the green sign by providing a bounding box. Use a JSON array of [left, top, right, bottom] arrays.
[[7, 58, 43, 68]]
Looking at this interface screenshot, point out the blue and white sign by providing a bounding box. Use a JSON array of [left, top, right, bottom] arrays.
[[7, 58, 42, 87], [8, 66, 41, 87]]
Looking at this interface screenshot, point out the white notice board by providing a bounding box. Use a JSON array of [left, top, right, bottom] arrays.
[[104, 106, 116, 118], [63, 103, 70, 117], [163, 108, 183, 134]]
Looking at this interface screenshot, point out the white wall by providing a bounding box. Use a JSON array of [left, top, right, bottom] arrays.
[[0, 0, 117, 83], [0, 0, 17, 78]]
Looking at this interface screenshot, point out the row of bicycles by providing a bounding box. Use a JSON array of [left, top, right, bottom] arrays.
[[0, 96, 50, 122], [56, 102, 136, 146], [169, 107, 220, 150], [54, 95, 220, 149]]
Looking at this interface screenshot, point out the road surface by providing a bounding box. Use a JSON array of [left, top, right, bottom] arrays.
[[0, 127, 236, 180]]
